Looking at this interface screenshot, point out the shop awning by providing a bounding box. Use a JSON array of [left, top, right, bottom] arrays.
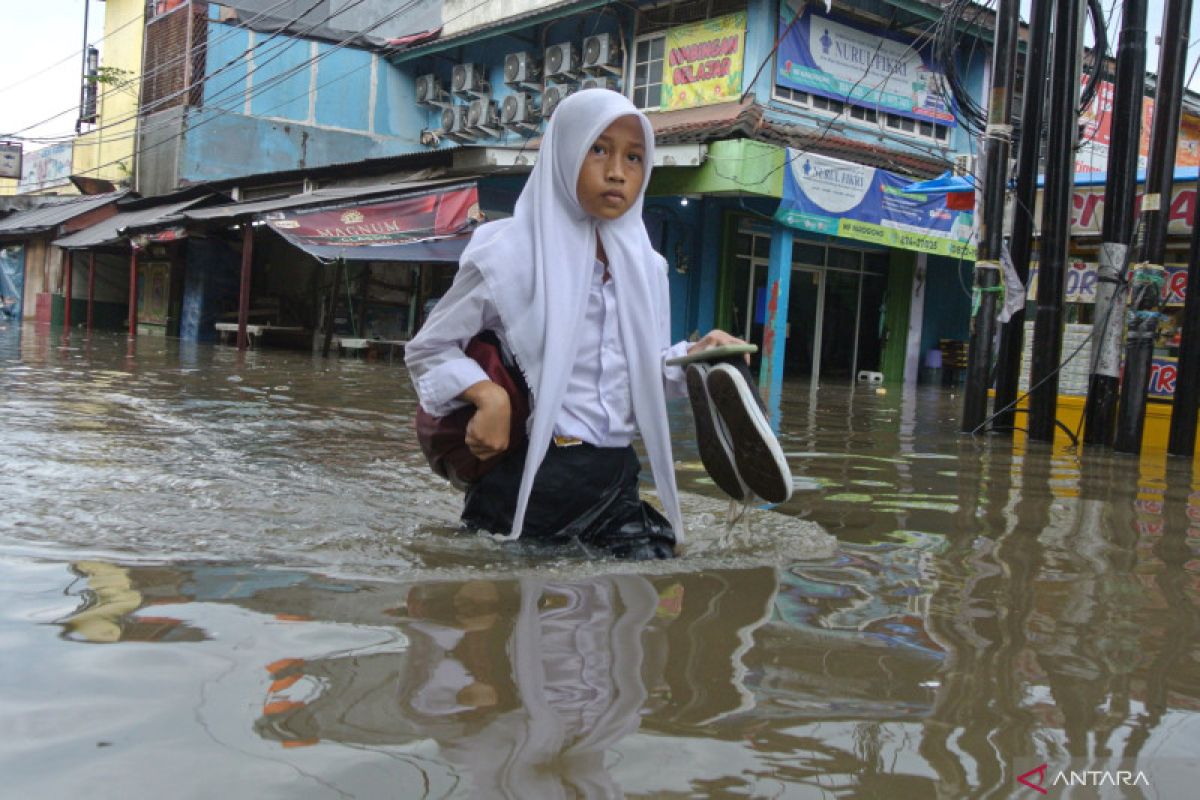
[[53, 196, 210, 249], [0, 191, 128, 240], [261, 182, 480, 263]]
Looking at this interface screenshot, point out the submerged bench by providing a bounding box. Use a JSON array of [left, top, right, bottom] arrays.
[[335, 337, 409, 361], [215, 323, 305, 348]]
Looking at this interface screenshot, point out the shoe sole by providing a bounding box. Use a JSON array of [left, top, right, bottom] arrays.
[[706, 363, 793, 505], [686, 364, 748, 502]]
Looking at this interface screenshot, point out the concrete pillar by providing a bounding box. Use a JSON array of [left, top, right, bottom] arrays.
[[760, 224, 794, 431]]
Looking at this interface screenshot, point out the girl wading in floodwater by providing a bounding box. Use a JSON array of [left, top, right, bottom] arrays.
[[405, 88, 748, 560]]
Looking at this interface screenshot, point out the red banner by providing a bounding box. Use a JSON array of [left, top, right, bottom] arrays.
[[265, 185, 479, 248]]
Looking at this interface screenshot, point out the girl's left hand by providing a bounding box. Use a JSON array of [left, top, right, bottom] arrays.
[[687, 329, 748, 356]]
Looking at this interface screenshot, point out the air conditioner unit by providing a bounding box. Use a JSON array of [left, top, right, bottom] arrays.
[[467, 98, 500, 136], [542, 83, 575, 118], [503, 51, 540, 87], [415, 73, 449, 107], [580, 77, 619, 93], [451, 63, 489, 97], [501, 92, 540, 129], [439, 105, 471, 140], [543, 42, 580, 80], [953, 154, 976, 177], [582, 33, 621, 74]]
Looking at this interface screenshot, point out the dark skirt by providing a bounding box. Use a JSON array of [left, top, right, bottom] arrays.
[[462, 442, 676, 559]]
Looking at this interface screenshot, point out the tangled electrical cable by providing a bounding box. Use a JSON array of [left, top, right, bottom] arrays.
[[934, 0, 1107, 138]]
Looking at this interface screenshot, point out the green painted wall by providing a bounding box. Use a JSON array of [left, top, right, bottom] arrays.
[[880, 249, 915, 382], [648, 139, 784, 198]]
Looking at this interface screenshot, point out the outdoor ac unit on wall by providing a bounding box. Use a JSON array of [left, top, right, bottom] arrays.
[[543, 43, 580, 81], [451, 63, 489, 97], [503, 52, 540, 87], [467, 98, 500, 136], [582, 33, 621, 75], [415, 74, 449, 107], [501, 92, 540, 130], [542, 83, 575, 118], [954, 154, 976, 177], [440, 105, 471, 140], [580, 77, 619, 93]]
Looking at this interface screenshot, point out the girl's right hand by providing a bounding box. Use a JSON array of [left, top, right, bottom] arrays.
[[462, 380, 512, 460]]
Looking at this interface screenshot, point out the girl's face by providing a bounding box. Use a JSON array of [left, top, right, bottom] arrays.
[[575, 115, 647, 221]]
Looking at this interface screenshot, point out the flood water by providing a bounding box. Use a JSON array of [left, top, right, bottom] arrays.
[[1, 322, 1198, 799]]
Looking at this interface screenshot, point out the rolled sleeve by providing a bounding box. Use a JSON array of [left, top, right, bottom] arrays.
[[416, 358, 490, 417], [661, 340, 691, 401], [404, 260, 502, 416]]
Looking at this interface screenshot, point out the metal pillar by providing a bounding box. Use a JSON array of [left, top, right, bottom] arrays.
[[759, 225, 794, 432], [236, 224, 253, 351], [1168, 215, 1200, 455], [994, 0, 1052, 433], [1115, 0, 1193, 453], [1084, 0, 1149, 447], [86, 252, 95, 332], [961, 0, 1019, 433], [127, 249, 138, 336], [1028, 0, 1085, 442], [62, 252, 74, 330]]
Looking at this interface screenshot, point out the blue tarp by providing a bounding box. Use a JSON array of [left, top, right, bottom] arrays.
[[0, 244, 24, 320]]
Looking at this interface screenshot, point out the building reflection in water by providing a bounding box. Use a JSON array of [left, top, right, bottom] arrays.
[[50, 475, 1198, 798]]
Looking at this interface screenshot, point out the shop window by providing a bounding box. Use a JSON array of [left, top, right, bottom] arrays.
[[775, 86, 950, 144]]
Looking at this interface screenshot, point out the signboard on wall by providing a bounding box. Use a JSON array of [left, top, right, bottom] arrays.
[[775, 151, 976, 259], [0, 142, 21, 180], [1026, 262, 1189, 306], [660, 12, 746, 110], [18, 142, 73, 193], [1076, 80, 1200, 174], [775, 7, 954, 126]]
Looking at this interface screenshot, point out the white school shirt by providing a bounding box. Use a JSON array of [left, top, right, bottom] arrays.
[[407, 258, 690, 447]]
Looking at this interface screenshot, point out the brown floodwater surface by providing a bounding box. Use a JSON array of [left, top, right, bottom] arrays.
[[1, 322, 1197, 798]]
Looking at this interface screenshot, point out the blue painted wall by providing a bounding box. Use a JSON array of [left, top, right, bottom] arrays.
[[919, 254, 974, 360]]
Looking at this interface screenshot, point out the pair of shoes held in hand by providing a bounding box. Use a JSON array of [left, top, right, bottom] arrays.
[[671, 345, 793, 505]]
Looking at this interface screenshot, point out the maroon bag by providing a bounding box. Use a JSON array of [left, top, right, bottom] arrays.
[[415, 331, 530, 489]]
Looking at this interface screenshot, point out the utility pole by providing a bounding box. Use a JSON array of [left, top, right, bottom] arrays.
[[1029, 0, 1085, 442], [1083, 0, 1149, 447], [961, 0, 1020, 433], [75, 0, 92, 134], [993, 0, 1053, 434], [1115, 0, 1193, 454]]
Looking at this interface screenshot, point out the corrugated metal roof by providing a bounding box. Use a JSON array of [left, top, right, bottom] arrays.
[[53, 196, 210, 249], [0, 191, 128, 238], [138, 178, 471, 228]]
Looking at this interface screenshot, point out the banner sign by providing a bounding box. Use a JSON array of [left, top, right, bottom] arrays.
[[1065, 184, 1196, 236], [18, 142, 72, 193], [1027, 262, 1188, 306], [660, 12, 746, 110], [264, 185, 478, 249], [776, 8, 954, 126], [775, 151, 976, 259], [0, 141, 21, 180], [1077, 79, 1200, 174], [1150, 357, 1178, 399]]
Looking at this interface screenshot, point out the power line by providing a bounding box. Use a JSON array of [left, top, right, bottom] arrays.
[[69, 0, 471, 180], [1, 0, 322, 141], [0, 5, 144, 97]]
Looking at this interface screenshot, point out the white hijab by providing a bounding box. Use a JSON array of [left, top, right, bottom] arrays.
[[460, 88, 684, 542]]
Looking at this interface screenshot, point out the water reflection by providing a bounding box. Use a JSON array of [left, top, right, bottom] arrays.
[[2, 325, 1199, 797]]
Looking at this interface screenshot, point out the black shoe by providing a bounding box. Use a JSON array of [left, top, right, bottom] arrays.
[[686, 363, 750, 502], [706, 362, 793, 505]]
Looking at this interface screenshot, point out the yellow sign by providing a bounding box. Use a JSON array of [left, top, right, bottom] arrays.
[[661, 12, 746, 111]]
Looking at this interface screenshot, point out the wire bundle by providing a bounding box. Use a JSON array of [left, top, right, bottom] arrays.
[[933, 0, 1107, 139]]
